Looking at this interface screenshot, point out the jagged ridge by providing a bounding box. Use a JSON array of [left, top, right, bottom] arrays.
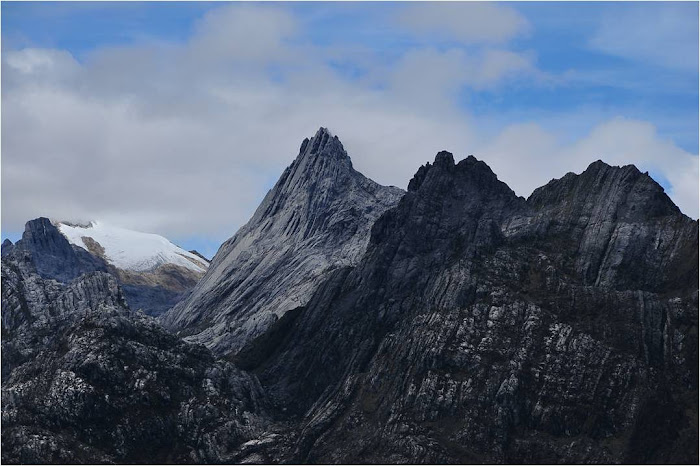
[[1, 258, 273, 464], [252, 152, 698, 463]]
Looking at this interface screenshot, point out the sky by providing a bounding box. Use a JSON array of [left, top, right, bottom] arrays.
[[2, 1, 698, 259]]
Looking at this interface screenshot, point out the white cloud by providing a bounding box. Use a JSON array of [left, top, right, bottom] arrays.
[[475, 122, 563, 195], [589, 3, 698, 71], [387, 47, 539, 104], [2, 3, 696, 245], [471, 49, 538, 89], [0, 20, 484, 238], [388, 48, 471, 109], [397, 2, 530, 44], [3, 48, 80, 89], [5, 48, 74, 74], [188, 4, 299, 63]]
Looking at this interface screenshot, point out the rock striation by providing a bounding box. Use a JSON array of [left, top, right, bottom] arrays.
[[161, 127, 404, 356], [251, 154, 698, 463]]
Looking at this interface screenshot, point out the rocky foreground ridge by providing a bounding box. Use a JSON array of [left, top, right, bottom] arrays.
[[2, 257, 270, 463], [2, 129, 698, 464]]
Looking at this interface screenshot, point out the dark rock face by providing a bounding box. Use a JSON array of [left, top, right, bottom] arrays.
[[189, 250, 211, 262], [116, 264, 207, 317], [120, 283, 188, 317], [521, 160, 696, 292], [253, 155, 698, 464], [1, 239, 14, 256], [161, 127, 404, 357], [1, 257, 273, 464]]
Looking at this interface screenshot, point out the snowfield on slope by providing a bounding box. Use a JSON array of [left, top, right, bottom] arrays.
[[57, 221, 207, 273]]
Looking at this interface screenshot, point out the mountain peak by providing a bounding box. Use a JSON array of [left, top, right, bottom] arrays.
[[408, 152, 513, 198], [265, 128, 355, 205], [583, 159, 651, 178], [297, 126, 347, 163], [315, 126, 332, 138], [586, 159, 610, 170], [162, 128, 404, 356], [24, 216, 53, 233], [434, 150, 455, 166], [529, 158, 680, 219], [6, 216, 108, 282]]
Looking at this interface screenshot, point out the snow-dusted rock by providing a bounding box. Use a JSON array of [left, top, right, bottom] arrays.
[[5, 217, 209, 316], [57, 221, 207, 273]]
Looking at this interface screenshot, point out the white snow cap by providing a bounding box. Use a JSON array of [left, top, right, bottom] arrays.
[[57, 221, 208, 273]]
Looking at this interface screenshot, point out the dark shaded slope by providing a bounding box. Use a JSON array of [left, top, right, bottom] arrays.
[[260, 153, 526, 410], [257, 155, 698, 464], [522, 160, 697, 292]]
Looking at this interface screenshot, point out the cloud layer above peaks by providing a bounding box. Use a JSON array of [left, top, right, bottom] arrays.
[[2, 2, 697, 249]]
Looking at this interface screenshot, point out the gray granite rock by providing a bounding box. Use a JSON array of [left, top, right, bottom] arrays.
[[161, 127, 405, 357]]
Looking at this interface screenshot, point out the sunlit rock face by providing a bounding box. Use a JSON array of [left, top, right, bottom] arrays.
[[161, 127, 404, 357]]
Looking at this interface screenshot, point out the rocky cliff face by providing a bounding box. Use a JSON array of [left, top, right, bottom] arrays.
[[1, 256, 273, 464], [250, 154, 697, 463], [161, 127, 404, 356]]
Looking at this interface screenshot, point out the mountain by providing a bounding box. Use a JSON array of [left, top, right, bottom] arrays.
[[57, 220, 209, 316], [161, 127, 404, 356], [1, 129, 697, 464], [251, 154, 698, 463], [2, 217, 109, 282], [3, 218, 209, 316]]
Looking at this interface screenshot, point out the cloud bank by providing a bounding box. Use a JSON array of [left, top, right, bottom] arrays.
[[2, 3, 697, 246]]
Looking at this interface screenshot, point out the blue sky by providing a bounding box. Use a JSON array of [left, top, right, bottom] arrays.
[[2, 2, 698, 258]]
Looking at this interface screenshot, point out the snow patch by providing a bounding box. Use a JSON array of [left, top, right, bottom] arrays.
[[57, 221, 207, 273]]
